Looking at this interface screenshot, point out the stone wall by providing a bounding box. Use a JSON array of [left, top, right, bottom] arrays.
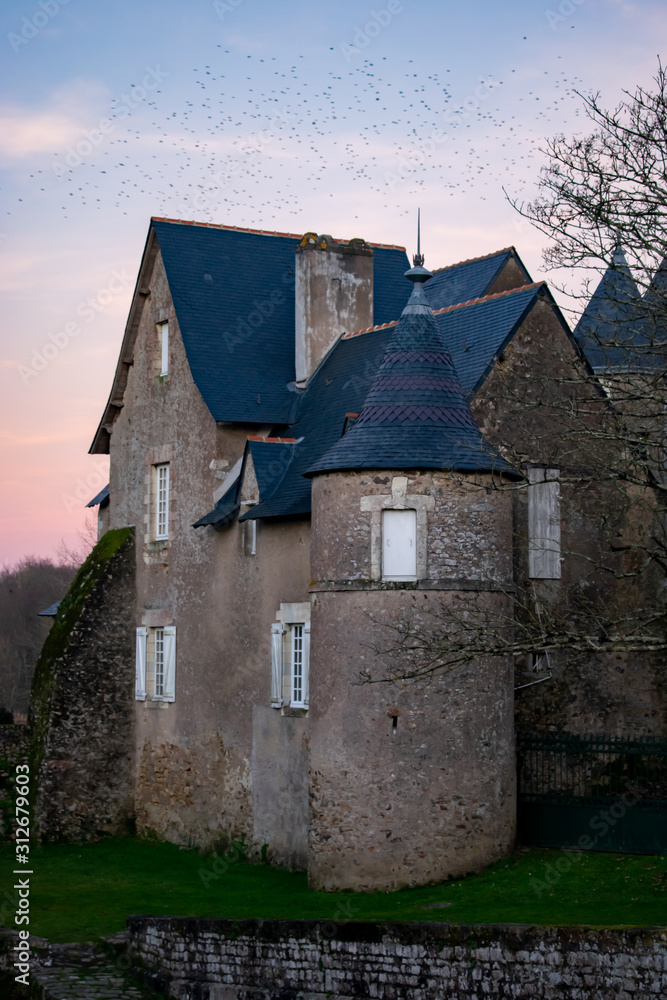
[[107, 245, 312, 857], [308, 470, 515, 891], [128, 916, 667, 1000], [30, 528, 136, 841]]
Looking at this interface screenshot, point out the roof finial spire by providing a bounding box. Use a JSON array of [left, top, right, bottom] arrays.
[[413, 208, 425, 267]]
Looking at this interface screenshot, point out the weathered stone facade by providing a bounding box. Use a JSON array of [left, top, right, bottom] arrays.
[[40, 220, 665, 887], [308, 471, 516, 890], [128, 916, 667, 1000], [30, 528, 136, 841]]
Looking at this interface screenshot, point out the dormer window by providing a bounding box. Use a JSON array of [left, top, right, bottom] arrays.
[[159, 321, 169, 375]]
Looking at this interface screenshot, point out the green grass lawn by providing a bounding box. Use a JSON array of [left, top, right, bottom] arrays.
[[0, 839, 665, 943]]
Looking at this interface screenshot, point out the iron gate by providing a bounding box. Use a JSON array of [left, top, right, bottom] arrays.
[[517, 733, 667, 854]]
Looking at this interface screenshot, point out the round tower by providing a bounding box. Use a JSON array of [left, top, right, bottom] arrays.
[[305, 258, 519, 891]]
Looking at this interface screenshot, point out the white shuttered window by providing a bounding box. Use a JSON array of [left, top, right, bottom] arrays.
[[155, 464, 170, 539], [382, 508, 417, 580], [528, 467, 561, 579], [159, 322, 169, 375], [135, 627, 147, 700], [291, 624, 305, 706]]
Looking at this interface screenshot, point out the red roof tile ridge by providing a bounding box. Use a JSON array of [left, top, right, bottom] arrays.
[[248, 435, 297, 443], [430, 247, 515, 274], [432, 282, 544, 314], [342, 320, 399, 340], [151, 217, 305, 239], [341, 283, 543, 341], [151, 217, 405, 250]]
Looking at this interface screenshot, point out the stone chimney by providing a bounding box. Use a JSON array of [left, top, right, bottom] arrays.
[[294, 233, 373, 383]]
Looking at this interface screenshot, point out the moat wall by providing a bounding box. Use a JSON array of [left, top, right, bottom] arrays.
[[128, 916, 667, 1000]]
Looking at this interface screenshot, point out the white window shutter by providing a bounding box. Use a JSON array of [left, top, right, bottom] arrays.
[[528, 468, 561, 579], [163, 626, 176, 702], [135, 627, 147, 701], [382, 508, 417, 580], [303, 621, 311, 708], [160, 322, 169, 375], [270, 623, 283, 707]]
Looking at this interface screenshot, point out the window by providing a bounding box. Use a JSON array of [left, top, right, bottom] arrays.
[[382, 508, 417, 581], [136, 625, 176, 702], [155, 463, 170, 539], [155, 628, 165, 697], [528, 467, 561, 579], [159, 321, 169, 375], [292, 624, 305, 706], [270, 610, 310, 709]]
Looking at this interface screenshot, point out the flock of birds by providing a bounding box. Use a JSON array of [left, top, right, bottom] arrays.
[[17, 51, 587, 228]]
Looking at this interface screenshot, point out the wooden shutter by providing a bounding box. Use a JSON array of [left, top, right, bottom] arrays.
[[303, 621, 311, 708], [382, 508, 417, 580], [528, 468, 561, 579], [135, 627, 147, 701], [163, 626, 176, 702], [270, 623, 283, 707], [160, 322, 169, 375]]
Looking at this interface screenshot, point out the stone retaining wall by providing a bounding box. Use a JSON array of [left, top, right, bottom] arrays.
[[127, 916, 667, 999]]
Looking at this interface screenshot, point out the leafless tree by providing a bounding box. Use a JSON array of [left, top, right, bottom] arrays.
[[365, 66, 667, 688]]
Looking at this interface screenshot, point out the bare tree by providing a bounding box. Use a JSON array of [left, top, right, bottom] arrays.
[[365, 67, 667, 693], [0, 558, 76, 718]]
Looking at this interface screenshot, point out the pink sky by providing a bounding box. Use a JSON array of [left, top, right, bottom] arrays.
[[1, 0, 664, 566]]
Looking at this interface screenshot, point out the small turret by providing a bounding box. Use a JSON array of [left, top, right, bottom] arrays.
[[306, 233, 518, 892]]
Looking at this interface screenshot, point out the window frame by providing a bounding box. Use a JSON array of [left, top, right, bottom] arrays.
[[382, 507, 418, 582], [159, 321, 169, 376], [155, 463, 170, 540]]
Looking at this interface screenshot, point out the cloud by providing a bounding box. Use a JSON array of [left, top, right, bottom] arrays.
[[0, 77, 111, 163]]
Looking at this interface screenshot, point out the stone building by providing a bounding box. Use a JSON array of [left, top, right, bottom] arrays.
[[32, 218, 666, 890]]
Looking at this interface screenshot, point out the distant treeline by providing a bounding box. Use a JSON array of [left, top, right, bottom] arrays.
[[0, 558, 77, 720]]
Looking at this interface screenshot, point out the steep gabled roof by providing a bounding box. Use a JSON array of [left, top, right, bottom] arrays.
[[90, 219, 410, 452], [573, 247, 648, 370], [642, 257, 667, 359], [242, 282, 550, 520], [425, 247, 531, 310]]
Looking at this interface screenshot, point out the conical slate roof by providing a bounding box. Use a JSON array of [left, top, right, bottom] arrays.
[[573, 246, 647, 370], [306, 266, 518, 477], [642, 256, 667, 360]]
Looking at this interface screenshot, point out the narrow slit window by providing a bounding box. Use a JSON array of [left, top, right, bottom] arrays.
[[382, 508, 417, 581], [159, 322, 169, 375], [155, 464, 169, 539], [154, 628, 165, 698]]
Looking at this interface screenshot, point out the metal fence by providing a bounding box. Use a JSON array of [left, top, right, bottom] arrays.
[[516, 732, 667, 853]]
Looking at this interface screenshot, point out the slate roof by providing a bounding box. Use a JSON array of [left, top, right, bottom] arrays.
[[152, 219, 411, 424], [86, 484, 109, 508], [573, 247, 650, 370], [241, 282, 541, 519], [192, 479, 240, 528], [38, 601, 61, 617], [306, 269, 519, 477], [425, 247, 530, 310], [194, 436, 298, 526], [642, 257, 667, 358]]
